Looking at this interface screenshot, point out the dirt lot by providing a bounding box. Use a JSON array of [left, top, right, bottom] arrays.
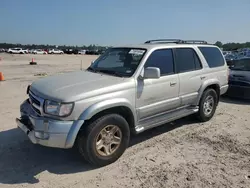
[[0, 53, 250, 188]]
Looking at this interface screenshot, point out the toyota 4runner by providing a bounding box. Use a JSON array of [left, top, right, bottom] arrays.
[[16, 39, 229, 166]]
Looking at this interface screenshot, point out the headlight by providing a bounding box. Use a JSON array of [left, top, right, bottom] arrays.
[[44, 100, 74, 117]]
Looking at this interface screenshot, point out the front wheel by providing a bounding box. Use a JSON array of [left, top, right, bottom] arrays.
[[196, 88, 218, 122], [77, 114, 130, 167]]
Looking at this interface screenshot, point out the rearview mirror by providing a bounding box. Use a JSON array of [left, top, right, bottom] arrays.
[[144, 67, 160, 79]]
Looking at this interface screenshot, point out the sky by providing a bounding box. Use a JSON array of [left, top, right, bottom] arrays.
[[0, 0, 250, 46]]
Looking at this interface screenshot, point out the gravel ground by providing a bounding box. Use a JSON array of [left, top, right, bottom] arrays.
[[0, 53, 250, 188]]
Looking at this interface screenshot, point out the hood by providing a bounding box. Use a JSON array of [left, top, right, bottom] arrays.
[[229, 70, 250, 82], [30, 70, 131, 102]]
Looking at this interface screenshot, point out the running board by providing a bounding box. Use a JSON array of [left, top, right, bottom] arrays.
[[135, 107, 198, 133]]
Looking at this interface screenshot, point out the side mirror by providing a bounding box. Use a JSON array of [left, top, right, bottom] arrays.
[[143, 67, 160, 79]]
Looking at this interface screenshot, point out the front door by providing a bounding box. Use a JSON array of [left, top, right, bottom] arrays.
[[136, 48, 181, 120]]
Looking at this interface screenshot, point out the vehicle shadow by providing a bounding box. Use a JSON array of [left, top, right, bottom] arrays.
[[0, 116, 196, 185], [220, 95, 250, 105], [0, 128, 93, 185]]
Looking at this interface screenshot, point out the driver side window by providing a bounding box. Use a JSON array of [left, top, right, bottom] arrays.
[[144, 49, 174, 76]]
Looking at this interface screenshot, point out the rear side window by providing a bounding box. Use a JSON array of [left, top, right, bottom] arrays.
[[175, 48, 202, 73], [145, 49, 174, 76], [198, 47, 225, 68]]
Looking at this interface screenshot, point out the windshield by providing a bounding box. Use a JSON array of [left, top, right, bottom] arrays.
[[88, 47, 147, 77], [230, 58, 250, 71]]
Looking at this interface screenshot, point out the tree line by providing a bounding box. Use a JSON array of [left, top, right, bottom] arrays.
[[1, 41, 250, 51], [0, 43, 110, 51], [214, 41, 250, 51]]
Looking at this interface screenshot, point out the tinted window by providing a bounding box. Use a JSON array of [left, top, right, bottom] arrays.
[[175, 48, 202, 73], [144, 49, 174, 75], [198, 47, 225, 68]]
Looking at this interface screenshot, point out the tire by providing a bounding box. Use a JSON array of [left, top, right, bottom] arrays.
[[196, 88, 218, 122], [77, 114, 130, 167]]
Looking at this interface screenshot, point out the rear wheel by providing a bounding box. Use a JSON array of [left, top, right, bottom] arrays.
[[196, 88, 218, 122], [77, 114, 130, 167]]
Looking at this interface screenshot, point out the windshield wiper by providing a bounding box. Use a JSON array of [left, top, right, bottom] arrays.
[[86, 67, 97, 72], [97, 69, 124, 77]]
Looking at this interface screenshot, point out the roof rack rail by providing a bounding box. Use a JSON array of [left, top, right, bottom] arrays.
[[181, 40, 208, 44], [144, 39, 208, 44], [144, 39, 183, 44]]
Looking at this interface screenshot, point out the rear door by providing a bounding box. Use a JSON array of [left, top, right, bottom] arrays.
[[174, 48, 203, 106]]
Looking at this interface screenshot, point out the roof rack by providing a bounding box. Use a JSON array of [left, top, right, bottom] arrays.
[[144, 39, 183, 44], [144, 39, 208, 44], [181, 40, 208, 44]]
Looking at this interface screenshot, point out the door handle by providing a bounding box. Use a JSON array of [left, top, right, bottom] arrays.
[[200, 76, 206, 80], [170, 82, 177, 87]]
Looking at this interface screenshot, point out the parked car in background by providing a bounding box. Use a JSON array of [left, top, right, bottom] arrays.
[[16, 39, 228, 167], [78, 50, 86, 54], [223, 51, 231, 56], [28, 49, 35, 54], [85, 50, 104, 55], [63, 49, 79, 54], [48, 49, 64, 54], [225, 54, 236, 67], [7, 48, 28, 54], [33, 49, 47, 54], [226, 57, 250, 99]]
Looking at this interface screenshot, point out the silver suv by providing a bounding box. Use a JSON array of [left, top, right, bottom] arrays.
[[16, 39, 229, 166]]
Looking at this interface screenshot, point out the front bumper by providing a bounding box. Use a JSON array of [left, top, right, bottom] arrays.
[[17, 99, 84, 148]]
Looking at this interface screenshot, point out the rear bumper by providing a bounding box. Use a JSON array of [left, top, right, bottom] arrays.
[[17, 100, 84, 149], [220, 85, 229, 95], [226, 85, 250, 99]]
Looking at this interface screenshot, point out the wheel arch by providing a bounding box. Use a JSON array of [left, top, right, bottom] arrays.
[[65, 99, 137, 148], [79, 98, 136, 131], [195, 80, 220, 106]]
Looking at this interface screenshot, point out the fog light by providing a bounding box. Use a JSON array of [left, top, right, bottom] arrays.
[[34, 131, 49, 140]]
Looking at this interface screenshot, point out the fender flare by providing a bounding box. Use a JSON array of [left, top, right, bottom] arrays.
[[194, 79, 220, 106], [65, 98, 136, 148], [78, 98, 136, 121]]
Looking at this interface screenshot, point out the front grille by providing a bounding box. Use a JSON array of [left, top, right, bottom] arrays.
[[29, 93, 40, 106], [28, 92, 43, 115], [32, 106, 41, 115]]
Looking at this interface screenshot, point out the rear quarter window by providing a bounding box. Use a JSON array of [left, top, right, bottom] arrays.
[[198, 46, 225, 68]]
